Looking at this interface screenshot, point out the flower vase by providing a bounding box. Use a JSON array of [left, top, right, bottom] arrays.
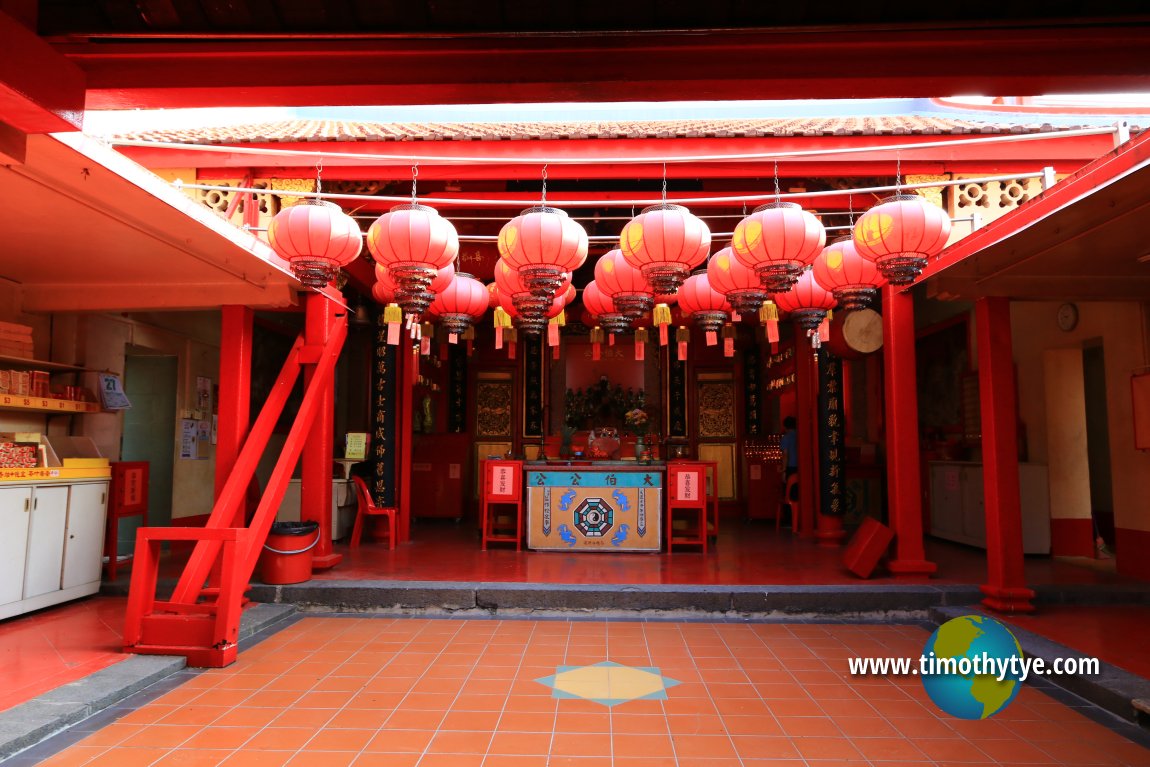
[[634, 434, 646, 460]]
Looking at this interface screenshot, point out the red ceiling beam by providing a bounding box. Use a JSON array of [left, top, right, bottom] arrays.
[[59, 25, 1150, 110], [0, 11, 85, 133]]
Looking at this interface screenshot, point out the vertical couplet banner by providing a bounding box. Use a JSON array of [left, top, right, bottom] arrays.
[[448, 343, 467, 433], [668, 355, 688, 438], [523, 334, 544, 437], [818, 352, 846, 516], [743, 344, 762, 437], [371, 312, 398, 508]]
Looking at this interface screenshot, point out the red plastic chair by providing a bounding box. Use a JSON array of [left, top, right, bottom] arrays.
[[350, 476, 396, 549], [778, 474, 799, 533]]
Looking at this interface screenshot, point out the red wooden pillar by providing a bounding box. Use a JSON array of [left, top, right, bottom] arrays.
[[302, 293, 343, 570], [215, 306, 253, 520], [975, 297, 1035, 612], [881, 285, 936, 576], [794, 339, 817, 539]]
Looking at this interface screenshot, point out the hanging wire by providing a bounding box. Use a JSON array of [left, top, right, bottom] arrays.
[[847, 192, 855, 228], [315, 158, 323, 197], [895, 153, 902, 193], [773, 161, 781, 204], [541, 164, 548, 206], [661, 162, 668, 204], [411, 165, 419, 204]]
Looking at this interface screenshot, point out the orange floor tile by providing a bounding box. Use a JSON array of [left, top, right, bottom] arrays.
[[23, 616, 1150, 766]]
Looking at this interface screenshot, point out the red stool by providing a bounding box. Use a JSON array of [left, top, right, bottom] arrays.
[[350, 476, 396, 549], [667, 462, 707, 553]]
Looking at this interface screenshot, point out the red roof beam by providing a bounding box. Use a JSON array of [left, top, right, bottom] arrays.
[[60, 26, 1150, 110], [0, 10, 85, 133]]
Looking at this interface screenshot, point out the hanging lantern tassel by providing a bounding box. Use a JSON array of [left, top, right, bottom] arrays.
[[493, 306, 511, 350], [384, 303, 403, 345], [654, 303, 672, 346], [506, 327, 517, 359], [462, 325, 475, 355], [676, 326, 690, 361], [448, 331, 459, 345], [705, 328, 718, 346], [634, 328, 648, 361], [591, 327, 604, 360], [418, 322, 431, 355], [759, 301, 780, 352], [608, 333, 615, 347], [548, 310, 564, 348], [722, 324, 736, 357], [819, 310, 832, 344]]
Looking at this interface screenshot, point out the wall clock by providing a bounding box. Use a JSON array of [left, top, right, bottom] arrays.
[[1057, 302, 1078, 332]]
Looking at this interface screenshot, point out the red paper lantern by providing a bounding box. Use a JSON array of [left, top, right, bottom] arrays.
[[732, 202, 825, 293], [268, 200, 363, 288], [811, 236, 887, 311], [375, 262, 454, 318], [619, 203, 711, 294], [853, 193, 951, 284], [371, 280, 394, 305], [706, 246, 768, 314], [580, 281, 631, 335], [486, 282, 500, 309], [429, 272, 489, 336], [494, 259, 572, 322], [366, 204, 459, 304], [775, 269, 837, 339], [677, 271, 732, 339], [594, 249, 654, 320], [497, 206, 588, 297]]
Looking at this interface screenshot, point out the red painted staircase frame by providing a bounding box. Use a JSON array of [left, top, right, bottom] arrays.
[[123, 308, 347, 667]]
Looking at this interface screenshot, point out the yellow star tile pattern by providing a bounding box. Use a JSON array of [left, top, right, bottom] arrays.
[[536, 660, 680, 707]]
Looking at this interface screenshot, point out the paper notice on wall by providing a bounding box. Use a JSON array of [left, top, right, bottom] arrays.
[[196, 420, 211, 458], [98, 373, 132, 410], [179, 419, 198, 459], [345, 432, 367, 460]]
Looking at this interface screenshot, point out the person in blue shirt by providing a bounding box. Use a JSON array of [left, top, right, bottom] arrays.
[[779, 416, 798, 479]]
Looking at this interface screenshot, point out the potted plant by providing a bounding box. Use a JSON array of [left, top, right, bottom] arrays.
[[624, 407, 650, 459]]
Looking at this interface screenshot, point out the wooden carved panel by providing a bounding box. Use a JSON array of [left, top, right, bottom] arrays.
[[475, 380, 513, 438], [697, 381, 736, 439]]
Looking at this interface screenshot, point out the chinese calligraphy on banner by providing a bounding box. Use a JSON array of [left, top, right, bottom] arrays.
[[818, 352, 846, 516]]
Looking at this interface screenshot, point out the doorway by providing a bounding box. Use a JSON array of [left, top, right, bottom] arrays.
[[119, 353, 178, 555], [1082, 343, 1114, 552]]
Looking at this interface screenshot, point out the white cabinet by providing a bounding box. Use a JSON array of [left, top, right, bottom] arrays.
[[0, 486, 32, 606], [62, 482, 108, 590], [23, 485, 69, 598], [0, 479, 108, 620], [929, 462, 1051, 555]]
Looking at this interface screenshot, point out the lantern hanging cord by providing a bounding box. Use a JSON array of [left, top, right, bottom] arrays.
[[315, 158, 323, 196], [541, 164, 548, 206], [661, 162, 667, 203], [411, 165, 419, 204], [109, 124, 1123, 166], [895, 153, 902, 193], [195, 170, 1049, 209], [773, 161, 781, 204]]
